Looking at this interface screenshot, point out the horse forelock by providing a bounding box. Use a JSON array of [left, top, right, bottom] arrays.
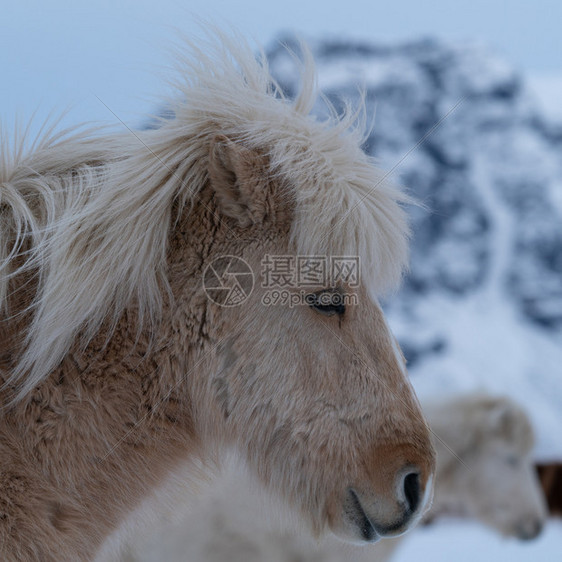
[[0, 32, 410, 400], [166, 32, 410, 294]]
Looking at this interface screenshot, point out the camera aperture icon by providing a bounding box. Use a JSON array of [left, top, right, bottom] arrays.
[[203, 255, 254, 307]]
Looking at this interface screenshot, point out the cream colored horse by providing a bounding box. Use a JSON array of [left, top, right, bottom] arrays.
[[0, 34, 435, 560], [421, 393, 546, 539], [119, 393, 547, 562]]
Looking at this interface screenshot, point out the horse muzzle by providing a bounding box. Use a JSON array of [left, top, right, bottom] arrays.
[[335, 468, 434, 543]]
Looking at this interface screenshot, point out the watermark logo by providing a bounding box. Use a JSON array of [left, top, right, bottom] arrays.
[[262, 289, 358, 308], [261, 255, 360, 288], [203, 255, 254, 307], [203, 255, 360, 307]]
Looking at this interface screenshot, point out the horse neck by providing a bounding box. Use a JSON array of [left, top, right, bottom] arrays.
[[0, 192, 232, 557]]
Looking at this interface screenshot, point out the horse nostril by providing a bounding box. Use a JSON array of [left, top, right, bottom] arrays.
[[403, 471, 420, 513]]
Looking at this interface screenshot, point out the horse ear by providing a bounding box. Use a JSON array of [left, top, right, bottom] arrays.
[[208, 135, 267, 228]]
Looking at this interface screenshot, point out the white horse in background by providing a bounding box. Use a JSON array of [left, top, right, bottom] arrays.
[[420, 393, 546, 539], [116, 393, 547, 562]]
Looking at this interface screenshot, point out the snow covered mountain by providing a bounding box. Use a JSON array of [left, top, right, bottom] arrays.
[[268, 37, 562, 460]]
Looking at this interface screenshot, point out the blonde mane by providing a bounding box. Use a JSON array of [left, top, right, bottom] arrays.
[[0, 33, 409, 399]]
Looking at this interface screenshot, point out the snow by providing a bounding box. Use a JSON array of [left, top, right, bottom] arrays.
[[392, 115, 562, 461], [393, 519, 562, 562], [391, 291, 562, 461], [529, 74, 562, 123]]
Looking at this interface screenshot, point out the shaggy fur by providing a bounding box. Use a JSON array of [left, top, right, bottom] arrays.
[[1, 36, 409, 399], [0, 33, 434, 560], [120, 394, 547, 562]]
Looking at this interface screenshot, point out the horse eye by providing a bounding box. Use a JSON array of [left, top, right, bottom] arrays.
[[306, 290, 345, 317]]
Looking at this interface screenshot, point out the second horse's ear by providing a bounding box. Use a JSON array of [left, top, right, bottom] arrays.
[[208, 135, 268, 228]]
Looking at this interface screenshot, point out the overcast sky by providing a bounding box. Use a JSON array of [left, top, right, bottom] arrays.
[[1, 0, 560, 131]]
